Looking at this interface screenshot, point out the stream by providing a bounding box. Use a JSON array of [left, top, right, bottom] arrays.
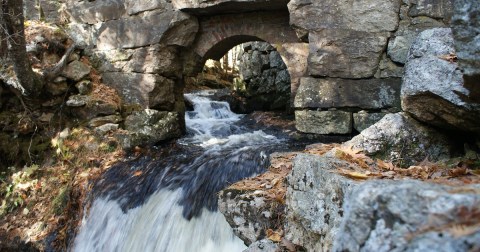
[[72, 90, 312, 251]]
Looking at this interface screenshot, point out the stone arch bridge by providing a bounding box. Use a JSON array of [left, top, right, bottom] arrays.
[[63, 0, 452, 135]]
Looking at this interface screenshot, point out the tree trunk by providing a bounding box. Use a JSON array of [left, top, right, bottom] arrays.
[[1, 0, 43, 96]]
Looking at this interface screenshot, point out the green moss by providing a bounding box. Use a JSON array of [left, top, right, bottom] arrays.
[[51, 185, 71, 216]]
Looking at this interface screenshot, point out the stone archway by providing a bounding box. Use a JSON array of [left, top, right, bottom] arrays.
[[186, 11, 309, 101]]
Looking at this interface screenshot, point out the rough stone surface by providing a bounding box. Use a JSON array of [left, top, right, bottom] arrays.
[[95, 46, 181, 77], [387, 17, 446, 64], [46, 81, 68, 96], [88, 115, 123, 127], [452, 0, 480, 78], [67, 0, 126, 24], [94, 123, 119, 135], [294, 77, 401, 111], [308, 30, 389, 78], [243, 239, 279, 252], [102, 72, 175, 110], [123, 109, 182, 148], [408, 0, 454, 20], [95, 9, 198, 50], [287, 0, 400, 34], [126, 0, 170, 15], [402, 28, 480, 134], [173, 0, 289, 15], [345, 113, 452, 167], [353, 112, 387, 132], [333, 180, 480, 252], [66, 95, 88, 107], [218, 189, 276, 245], [374, 54, 404, 78], [295, 110, 352, 135], [75, 80, 93, 95], [286, 154, 360, 251], [237, 42, 291, 111], [62, 60, 91, 82]]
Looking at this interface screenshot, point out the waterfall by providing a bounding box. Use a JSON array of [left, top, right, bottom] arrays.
[[73, 90, 291, 252]]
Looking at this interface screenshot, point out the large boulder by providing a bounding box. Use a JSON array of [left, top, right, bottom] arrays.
[[345, 113, 453, 167], [285, 154, 360, 251], [401, 28, 480, 134], [121, 109, 182, 148], [333, 180, 480, 252], [295, 110, 352, 135]]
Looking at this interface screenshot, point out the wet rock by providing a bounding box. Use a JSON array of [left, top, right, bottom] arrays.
[[345, 113, 452, 167], [95, 123, 119, 135], [88, 115, 123, 127], [308, 30, 389, 78], [353, 111, 387, 132], [122, 109, 181, 148], [244, 239, 279, 252], [402, 28, 480, 134], [286, 153, 360, 251], [62, 60, 91, 82], [333, 180, 480, 252], [75, 80, 93, 95], [294, 77, 401, 111], [295, 110, 352, 135]]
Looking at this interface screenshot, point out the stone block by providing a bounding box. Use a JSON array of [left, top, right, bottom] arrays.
[[96, 9, 197, 49], [295, 110, 352, 134], [408, 0, 454, 20], [353, 111, 387, 132], [125, 0, 171, 15], [308, 30, 389, 78], [294, 77, 401, 110], [287, 0, 400, 33], [67, 0, 126, 24], [102, 72, 175, 110]]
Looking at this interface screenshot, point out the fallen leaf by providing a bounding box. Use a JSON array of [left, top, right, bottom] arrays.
[[267, 229, 282, 242]]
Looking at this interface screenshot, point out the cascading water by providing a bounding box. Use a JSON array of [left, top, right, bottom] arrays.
[[73, 90, 305, 252]]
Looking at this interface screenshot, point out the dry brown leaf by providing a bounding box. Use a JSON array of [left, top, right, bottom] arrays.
[[133, 171, 143, 177], [267, 229, 282, 242], [337, 170, 371, 180]]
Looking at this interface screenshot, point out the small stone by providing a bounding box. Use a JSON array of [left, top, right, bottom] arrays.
[[66, 95, 89, 107], [62, 60, 91, 81], [22, 208, 29, 215], [39, 113, 54, 123], [75, 80, 93, 95], [46, 81, 69, 96], [88, 115, 122, 127], [53, 76, 67, 83], [95, 123, 119, 135]]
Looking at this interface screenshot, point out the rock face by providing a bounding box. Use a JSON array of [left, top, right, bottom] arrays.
[[237, 42, 291, 111], [285, 154, 360, 251], [218, 188, 277, 245], [333, 180, 480, 252], [402, 28, 480, 134], [345, 113, 453, 167]]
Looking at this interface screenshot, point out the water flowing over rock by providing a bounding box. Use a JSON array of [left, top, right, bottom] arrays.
[[401, 28, 480, 135], [345, 113, 453, 167], [333, 180, 480, 252]]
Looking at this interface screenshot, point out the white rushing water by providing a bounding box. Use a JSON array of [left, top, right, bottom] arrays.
[[73, 91, 283, 252]]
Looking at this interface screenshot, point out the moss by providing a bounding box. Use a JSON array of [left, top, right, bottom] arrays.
[[51, 185, 71, 216]]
